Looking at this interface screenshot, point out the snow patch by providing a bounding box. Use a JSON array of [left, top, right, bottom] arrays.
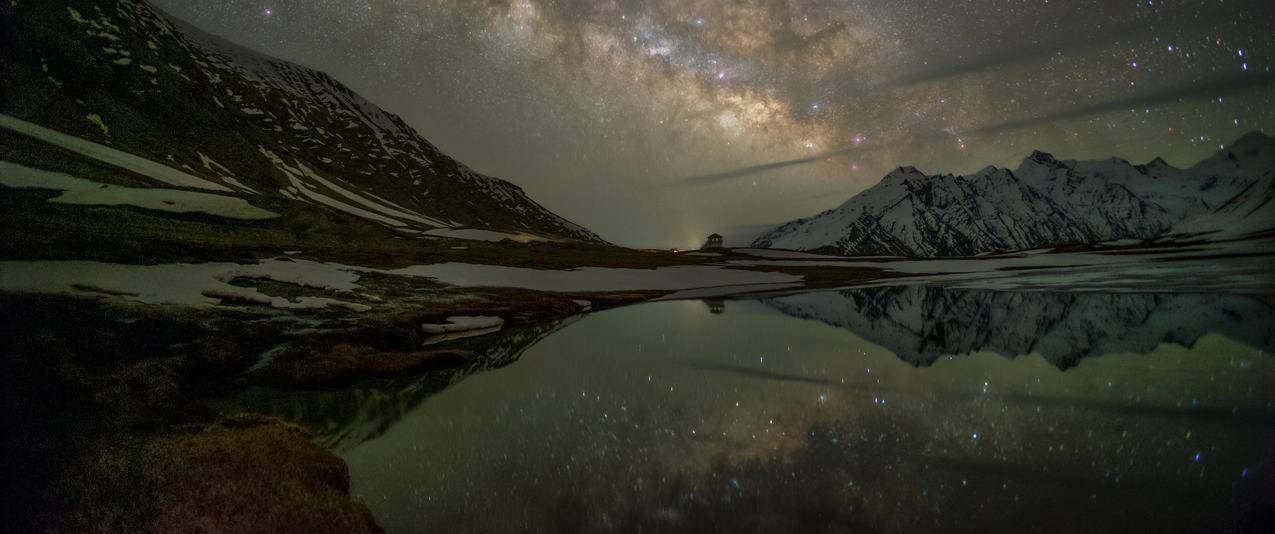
[[0, 259, 368, 310], [423, 228, 542, 243], [0, 113, 232, 192], [85, 114, 109, 136], [258, 147, 407, 227], [0, 161, 277, 219], [196, 151, 257, 193], [420, 316, 505, 334], [293, 160, 446, 226], [422, 326, 503, 345], [735, 248, 855, 260]]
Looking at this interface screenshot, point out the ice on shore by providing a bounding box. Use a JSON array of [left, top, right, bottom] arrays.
[[0, 259, 366, 311], [0, 257, 805, 311], [386, 263, 802, 292]]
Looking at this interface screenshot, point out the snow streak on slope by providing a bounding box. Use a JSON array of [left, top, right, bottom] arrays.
[[0, 113, 231, 192], [0, 160, 278, 219]]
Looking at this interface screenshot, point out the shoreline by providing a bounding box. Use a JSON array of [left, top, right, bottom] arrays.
[[0, 255, 886, 531]]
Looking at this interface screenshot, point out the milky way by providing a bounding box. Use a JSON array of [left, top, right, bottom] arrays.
[[152, 0, 1274, 247]]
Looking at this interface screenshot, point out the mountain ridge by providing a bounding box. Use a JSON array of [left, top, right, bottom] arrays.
[[0, 0, 601, 242], [754, 132, 1275, 256]]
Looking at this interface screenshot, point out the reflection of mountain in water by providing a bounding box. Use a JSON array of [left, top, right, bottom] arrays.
[[761, 286, 1275, 369], [220, 317, 577, 450]]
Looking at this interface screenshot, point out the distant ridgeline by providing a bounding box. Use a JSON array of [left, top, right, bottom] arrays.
[[0, 0, 600, 242], [754, 133, 1275, 257]]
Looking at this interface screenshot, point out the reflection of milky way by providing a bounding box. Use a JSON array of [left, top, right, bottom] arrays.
[[331, 299, 1274, 533], [157, 0, 1274, 246]]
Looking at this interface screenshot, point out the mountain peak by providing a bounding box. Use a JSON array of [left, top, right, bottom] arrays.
[[1014, 150, 1071, 185], [1026, 150, 1060, 165], [1188, 130, 1274, 178], [1230, 130, 1273, 148], [880, 166, 927, 185], [1016, 150, 1069, 178], [1134, 156, 1181, 177]]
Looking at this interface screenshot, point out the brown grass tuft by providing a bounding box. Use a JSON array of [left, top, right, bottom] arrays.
[[140, 416, 382, 533]]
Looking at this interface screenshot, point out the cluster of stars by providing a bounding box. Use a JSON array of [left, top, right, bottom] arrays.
[[157, 0, 1273, 246]]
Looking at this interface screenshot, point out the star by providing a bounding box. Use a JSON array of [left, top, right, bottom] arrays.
[[152, 0, 1275, 247]]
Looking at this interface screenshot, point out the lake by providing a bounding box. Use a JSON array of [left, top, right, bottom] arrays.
[[236, 284, 1275, 533]]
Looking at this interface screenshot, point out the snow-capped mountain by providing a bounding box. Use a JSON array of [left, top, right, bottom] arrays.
[[0, 0, 600, 241], [754, 133, 1275, 256], [762, 286, 1275, 369]]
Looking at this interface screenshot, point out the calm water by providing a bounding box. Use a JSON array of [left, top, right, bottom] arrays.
[[254, 285, 1275, 532]]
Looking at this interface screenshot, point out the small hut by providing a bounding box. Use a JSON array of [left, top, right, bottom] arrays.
[[703, 233, 723, 249]]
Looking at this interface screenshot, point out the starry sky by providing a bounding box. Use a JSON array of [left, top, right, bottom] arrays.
[[152, 0, 1274, 248]]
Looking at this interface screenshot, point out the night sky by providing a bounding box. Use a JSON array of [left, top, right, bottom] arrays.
[[152, 0, 1274, 248]]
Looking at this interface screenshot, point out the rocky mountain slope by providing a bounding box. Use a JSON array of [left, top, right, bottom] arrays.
[[0, 0, 600, 241], [753, 132, 1274, 256]]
